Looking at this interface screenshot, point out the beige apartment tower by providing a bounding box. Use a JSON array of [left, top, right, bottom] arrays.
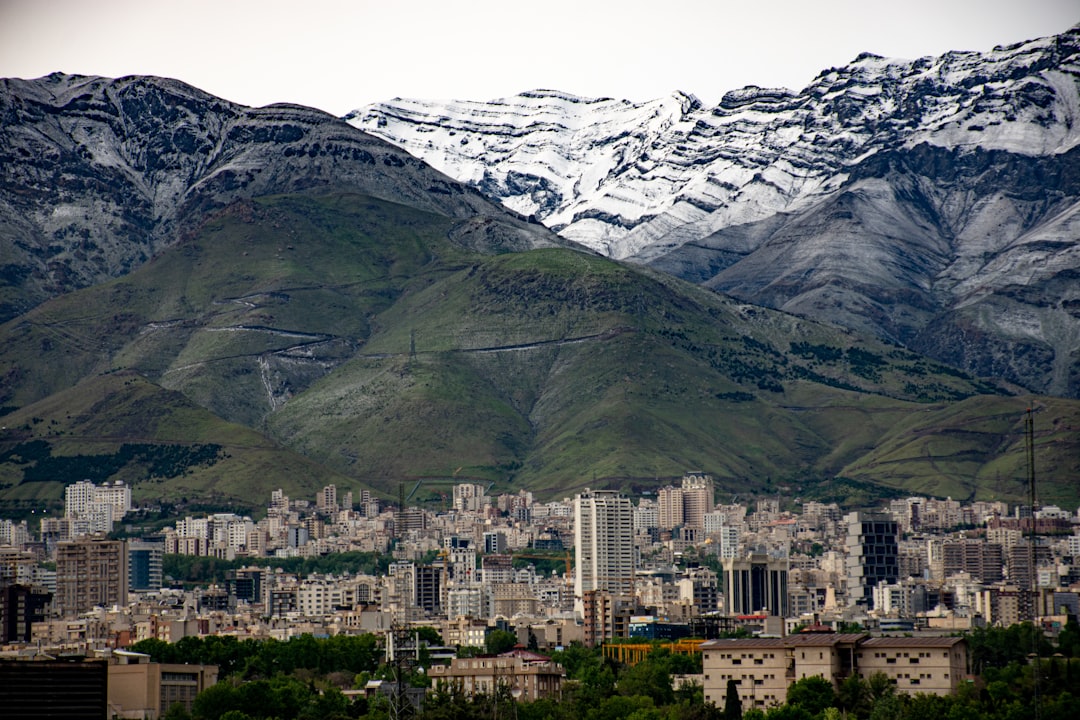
[[573, 490, 634, 605], [55, 535, 128, 617]]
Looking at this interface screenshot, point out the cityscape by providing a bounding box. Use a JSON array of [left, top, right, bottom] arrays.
[[2, 473, 1078, 717]]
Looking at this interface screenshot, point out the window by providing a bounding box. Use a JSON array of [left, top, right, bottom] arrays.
[[886, 658, 896, 664]]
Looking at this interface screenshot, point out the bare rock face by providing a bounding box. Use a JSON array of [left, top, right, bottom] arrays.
[[0, 73, 558, 321], [348, 27, 1080, 397]]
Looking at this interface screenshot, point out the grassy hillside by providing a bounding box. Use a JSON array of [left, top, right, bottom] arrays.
[[0, 372, 356, 516], [1, 192, 1077, 512]]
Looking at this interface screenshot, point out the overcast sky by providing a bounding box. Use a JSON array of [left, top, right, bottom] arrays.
[[2, 0, 1076, 116]]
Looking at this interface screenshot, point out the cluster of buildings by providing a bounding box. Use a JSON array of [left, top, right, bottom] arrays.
[[2, 474, 1079, 712]]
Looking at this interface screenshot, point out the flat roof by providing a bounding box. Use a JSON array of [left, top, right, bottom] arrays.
[[701, 634, 867, 649], [860, 636, 966, 648]]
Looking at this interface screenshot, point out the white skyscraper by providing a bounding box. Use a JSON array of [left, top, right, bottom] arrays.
[[573, 489, 634, 605]]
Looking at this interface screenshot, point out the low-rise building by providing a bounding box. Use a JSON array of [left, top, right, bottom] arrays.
[[427, 650, 563, 701], [701, 633, 968, 710], [107, 650, 218, 719]]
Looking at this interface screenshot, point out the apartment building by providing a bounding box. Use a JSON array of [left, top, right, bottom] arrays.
[[427, 650, 564, 702], [55, 536, 128, 617]]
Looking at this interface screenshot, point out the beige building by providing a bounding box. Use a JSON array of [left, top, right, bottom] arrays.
[[107, 650, 218, 719], [428, 650, 564, 702], [55, 536, 128, 617], [701, 633, 968, 711], [856, 637, 967, 696]]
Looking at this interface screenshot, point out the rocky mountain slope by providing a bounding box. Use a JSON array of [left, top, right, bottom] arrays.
[[0, 72, 560, 322], [348, 27, 1080, 398]]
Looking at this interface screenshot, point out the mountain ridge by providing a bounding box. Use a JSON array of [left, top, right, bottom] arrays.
[[348, 26, 1080, 398], [0, 72, 565, 322]]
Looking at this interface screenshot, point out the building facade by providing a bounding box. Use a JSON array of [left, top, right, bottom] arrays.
[[573, 490, 634, 605], [701, 634, 968, 711], [844, 512, 898, 609], [722, 553, 789, 617], [55, 536, 128, 617]]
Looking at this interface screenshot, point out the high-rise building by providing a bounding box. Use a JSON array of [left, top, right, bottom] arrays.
[[658, 486, 684, 530], [657, 474, 716, 530], [318, 484, 338, 512], [128, 540, 164, 592], [844, 511, 899, 609], [55, 536, 128, 616], [681, 473, 715, 528], [65, 480, 131, 522], [483, 531, 507, 555], [574, 490, 634, 604], [453, 483, 488, 513], [942, 540, 1004, 582], [0, 583, 52, 643], [722, 552, 789, 616]]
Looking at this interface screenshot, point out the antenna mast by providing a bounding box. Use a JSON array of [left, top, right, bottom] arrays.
[[1025, 407, 1041, 720]]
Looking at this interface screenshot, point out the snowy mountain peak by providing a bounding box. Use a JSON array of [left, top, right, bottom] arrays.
[[346, 26, 1080, 398], [348, 25, 1079, 258]]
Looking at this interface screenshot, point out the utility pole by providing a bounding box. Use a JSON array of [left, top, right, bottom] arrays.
[[1026, 407, 1041, 720]]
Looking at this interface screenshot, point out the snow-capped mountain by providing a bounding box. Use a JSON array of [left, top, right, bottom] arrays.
[[347, 27, 1080, 398], [0, 73, 559, 321]]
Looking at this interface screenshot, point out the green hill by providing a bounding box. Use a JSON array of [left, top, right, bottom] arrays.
[[1, 192, 1075, 514]]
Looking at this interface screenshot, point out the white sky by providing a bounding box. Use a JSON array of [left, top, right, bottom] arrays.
[[1, 0, 1077, 116]]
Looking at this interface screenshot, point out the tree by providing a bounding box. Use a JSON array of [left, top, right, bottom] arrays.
[[785, 676, 835, 716], [763, 706, 811, 720], [836, 674, 869, 717], [528, 627, 539, 652], [617, 657, 674, 706], [485, 629, 518, 655], [415, 626, 443, 647], [723, 678, 742, 720]]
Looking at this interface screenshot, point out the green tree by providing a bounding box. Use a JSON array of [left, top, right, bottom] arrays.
[[1057, 616, 1080, 657], [617, 657, 674, 706], [723, 678, 742, 720], [161, 702, 192, 720], [415, 626, 443, 647], [764, 705, 811, 720], [785, 675, 835, 716], [836, 674, 869, 718], [485, 628, 519, 655]]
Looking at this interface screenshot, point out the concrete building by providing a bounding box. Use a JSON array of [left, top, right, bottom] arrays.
[[107, 650, 218, 719], [427, 650, 564, 702], [856, 637, 968, 696], [0, 582, 52, 643], [574, 490, 634, 606], [701, 634, 968, 711], [942, 540, 1004, 582], [722, 552, 789, 617], [681, 473, 715, 528], [0, 658, 108, 720], [55, 536, 128, 617], [844, 512, 898, 609], [658, 486, 685, 530], [128, 540, 164, 593]]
